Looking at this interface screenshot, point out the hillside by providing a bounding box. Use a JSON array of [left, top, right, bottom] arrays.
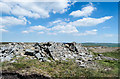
[[82, 43, 119, 47]]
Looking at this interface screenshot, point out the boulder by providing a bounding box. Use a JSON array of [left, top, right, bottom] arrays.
[[24, 49, 34, 56], [35, 53, 42, 60], [98, 54, 103, 57]]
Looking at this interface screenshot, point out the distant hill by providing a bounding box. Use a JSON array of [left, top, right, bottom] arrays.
[[82, 43, 119, 47], [0, 42, 119, 47]]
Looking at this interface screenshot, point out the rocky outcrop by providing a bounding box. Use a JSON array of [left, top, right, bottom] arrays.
[[0, 42, 118, 68]]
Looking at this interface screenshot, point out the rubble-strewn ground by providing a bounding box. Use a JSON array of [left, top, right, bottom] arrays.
[[0, 42, 119, 78]]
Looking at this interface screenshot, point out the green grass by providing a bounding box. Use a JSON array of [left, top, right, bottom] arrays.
[[82, 43, 118, 47], [88, 49, 120, 77], [1, 55, 119, 77], [91, 49, 120, 59], [101, 50, 120, 60], [95, 59, 119, 76], [1, 49, 120, 77]]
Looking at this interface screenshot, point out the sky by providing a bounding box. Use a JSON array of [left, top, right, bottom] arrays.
[[0, 1, 118, 43]]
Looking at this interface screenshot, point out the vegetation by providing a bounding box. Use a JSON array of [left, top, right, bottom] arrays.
[[1, 48, 119, 78], [82, 43, 119, 47], [1, 54, 119, 78], [91, 49, 120, 59], [92, 49, 120, 77], [101, 50, 120, 60]]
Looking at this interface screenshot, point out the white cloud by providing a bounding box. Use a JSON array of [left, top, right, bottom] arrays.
[[11, 5, 40, 18], [22, 30, 29, 33], [0, 28, 8, 32], [104, 34, 114, 37], [52, 20, 62, 24], [51, 25, 78, 33], [47, 32, 57, 35], [49, 20, 62, 26], [22, 15, 112, 35], [0, 25, 5, 28], [1, 0, 72, 2], [0, 25, 7, 33], [22, 25, 48, 33], [0, 16, 30, 32], [0, 2, 11, 14], [64, 18, 70, 21], [69, 16, 112, 27], [49, 16, 112, 31], [22, 24, 78, 34], [29, 25, 47, 31], [74, 29, 97, 36], [49, 20, 67, 27], [0, 0, 74, 18], [102, 26, 111, 29], [69, 3, 96, 17], [0, 16, 29, 27], [48, 19, 79, 34], [38, 31, 44, 34]]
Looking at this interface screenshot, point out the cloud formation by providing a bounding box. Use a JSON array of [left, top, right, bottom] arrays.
[[0, 16, 29, 32], [22, 16, 112, 35], [0, 16, 29, 26], [69, 3, 96, 17], [69, 16, 112, 27], [22, 25, 47, 33], [0, 28, 8, 32], [74, 29, 97, 36], [0, 0, 74, 18], [51, 25, 78, 33], [104, 34, 114, 37], [1, 2, 113, 36]]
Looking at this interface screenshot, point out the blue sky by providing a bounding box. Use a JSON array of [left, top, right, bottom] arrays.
[[0, 1, 118, 43]]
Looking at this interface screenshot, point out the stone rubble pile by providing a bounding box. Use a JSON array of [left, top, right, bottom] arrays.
[[0, 42, 118, 68]]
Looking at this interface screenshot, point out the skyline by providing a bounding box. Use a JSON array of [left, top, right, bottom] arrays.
[[0, 1, 118, 43]]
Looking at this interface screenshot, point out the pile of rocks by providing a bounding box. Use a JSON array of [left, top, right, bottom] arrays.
[[0, 42, 118, 68]]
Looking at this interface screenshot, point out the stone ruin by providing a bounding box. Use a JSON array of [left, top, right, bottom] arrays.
[[0, 42, 118, 68]]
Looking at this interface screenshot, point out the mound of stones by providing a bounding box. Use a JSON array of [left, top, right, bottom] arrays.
[[0, 42, 118, 68]]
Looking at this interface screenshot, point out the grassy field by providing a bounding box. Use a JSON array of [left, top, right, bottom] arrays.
[[92, 49, 120, 77], [0, 47, 120, 78], [82, 43, 118, 47], [1, 49, 120, 78]]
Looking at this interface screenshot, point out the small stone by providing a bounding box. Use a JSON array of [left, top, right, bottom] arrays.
[[98, 54, 103, 56], [79, 64, 86, 68], [35, 53, 42, 59], [10, 60, 17, 63]]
